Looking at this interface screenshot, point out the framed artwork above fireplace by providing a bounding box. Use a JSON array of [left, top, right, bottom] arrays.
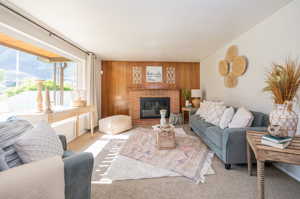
[[146, 66, 163, 82]]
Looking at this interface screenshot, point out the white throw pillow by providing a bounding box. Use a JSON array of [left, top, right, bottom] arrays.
[[196, 100, 225, 121], [201, 101, 213, 120], [196, 101, 209, 118], [204, 101, 224, 120], [205, 105, 226, 126], [14, 121, 64, 163], [219, 107, 235, 129], [195, 102, 206, 116], [228, 107, 254, 128]]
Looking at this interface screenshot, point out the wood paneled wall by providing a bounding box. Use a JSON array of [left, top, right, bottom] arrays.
[[101, 61, 200, 117]]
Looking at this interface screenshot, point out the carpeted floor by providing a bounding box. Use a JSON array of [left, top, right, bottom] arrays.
[[70, 125, 300, 199]]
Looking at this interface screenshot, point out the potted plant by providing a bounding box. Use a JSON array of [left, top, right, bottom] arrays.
[[182, 88, 191, 107], [263, 59, 300, 137]]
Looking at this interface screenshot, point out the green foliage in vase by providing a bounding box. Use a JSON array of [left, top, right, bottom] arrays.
[[181, 88, 191, 101]]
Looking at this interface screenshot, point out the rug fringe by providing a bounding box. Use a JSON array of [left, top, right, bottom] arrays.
[[195, 151, 214, 184]]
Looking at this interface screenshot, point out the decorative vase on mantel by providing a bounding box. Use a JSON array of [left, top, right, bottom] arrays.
[[269, 101, 298, 137]]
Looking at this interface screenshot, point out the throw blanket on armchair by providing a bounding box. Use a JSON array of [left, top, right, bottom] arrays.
[[0, 156, 65, 199]]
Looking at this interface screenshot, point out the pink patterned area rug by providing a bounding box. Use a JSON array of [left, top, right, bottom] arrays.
[[120, 128, 214, 183]]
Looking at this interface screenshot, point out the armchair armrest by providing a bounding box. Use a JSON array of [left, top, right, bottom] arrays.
[[58, 135, 67, 151], [222, 127, 267, 164], [63, 152, 94, 199], [0, 156, 64, 199]]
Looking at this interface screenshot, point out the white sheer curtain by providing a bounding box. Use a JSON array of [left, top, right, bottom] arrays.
[[85, 53, 101, 127]]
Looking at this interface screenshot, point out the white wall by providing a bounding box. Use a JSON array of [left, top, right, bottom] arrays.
[[201, 0, 300, 181]]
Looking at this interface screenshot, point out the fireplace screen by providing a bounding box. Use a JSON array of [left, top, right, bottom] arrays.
[[140, 97, 170, 119]]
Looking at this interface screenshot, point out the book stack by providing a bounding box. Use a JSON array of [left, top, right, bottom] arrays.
[[261, 134, 292, 149]]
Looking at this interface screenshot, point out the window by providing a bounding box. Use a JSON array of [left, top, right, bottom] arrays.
[[0, 45, 77, 113]]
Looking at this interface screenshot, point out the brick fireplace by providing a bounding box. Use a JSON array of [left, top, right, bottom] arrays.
[[129, 89, 180, 125]]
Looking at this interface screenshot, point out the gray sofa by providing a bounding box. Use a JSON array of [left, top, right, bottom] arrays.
[[59, 135, 94, 199], [189, 109, 269, 169]]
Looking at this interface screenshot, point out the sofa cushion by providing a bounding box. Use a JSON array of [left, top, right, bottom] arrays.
[[190, 114, 214, 132], [251, 111, 269, 127], [204, 126, 224, 148]]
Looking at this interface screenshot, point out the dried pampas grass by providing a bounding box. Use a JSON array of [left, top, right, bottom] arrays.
[[263, 59, 300, 104]]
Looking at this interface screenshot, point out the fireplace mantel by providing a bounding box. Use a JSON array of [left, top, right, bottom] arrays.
[[128, 87, 179, 91]]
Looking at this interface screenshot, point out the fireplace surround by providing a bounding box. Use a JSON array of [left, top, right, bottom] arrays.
[[129, 89, 180, 125]]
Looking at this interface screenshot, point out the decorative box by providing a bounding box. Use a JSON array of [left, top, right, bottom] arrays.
[[155, 125, 176, 150]]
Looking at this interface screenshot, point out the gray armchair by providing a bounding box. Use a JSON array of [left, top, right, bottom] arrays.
[[59, 135, 94, 199]]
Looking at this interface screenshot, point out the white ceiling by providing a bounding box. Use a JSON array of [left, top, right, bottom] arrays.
[[5, 0, 292, 61]]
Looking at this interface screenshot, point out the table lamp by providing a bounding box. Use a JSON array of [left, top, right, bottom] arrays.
[[191, 89, 202, 107]]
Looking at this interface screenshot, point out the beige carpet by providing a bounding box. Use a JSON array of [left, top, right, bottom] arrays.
[[88, 126, 300, 199]]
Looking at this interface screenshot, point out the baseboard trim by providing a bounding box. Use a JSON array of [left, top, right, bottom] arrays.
[[273, 163, 300, 182]]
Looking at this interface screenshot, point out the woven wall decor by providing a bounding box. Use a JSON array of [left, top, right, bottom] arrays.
[[219, 60, 229, 76], [224, 73, 238, 88], [225, 45, 238, 62], [132, 66, 142, 84], [166, 67, 176, 84], [218, 45, 248, 88], [232, 56, 247, 76]]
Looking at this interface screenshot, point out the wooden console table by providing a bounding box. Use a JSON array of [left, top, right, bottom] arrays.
[[16, 105, 96, 136], [246, 131, 300, 199]]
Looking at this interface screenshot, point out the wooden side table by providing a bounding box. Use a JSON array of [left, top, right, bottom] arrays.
[[246, 131, 300, 199], [181, 107, 198, 123]]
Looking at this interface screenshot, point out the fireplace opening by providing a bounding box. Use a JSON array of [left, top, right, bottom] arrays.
[[140, 97, 170, 119]]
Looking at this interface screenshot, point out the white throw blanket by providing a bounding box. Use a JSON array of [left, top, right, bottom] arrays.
[[0, 156, 65, 199]]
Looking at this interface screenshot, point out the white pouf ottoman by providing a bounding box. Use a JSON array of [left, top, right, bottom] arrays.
[[99, 115, 132, 134]]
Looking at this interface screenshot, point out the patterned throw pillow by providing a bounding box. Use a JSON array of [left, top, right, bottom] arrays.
[[196, 100, 225, 122], [219, 107, 235, 129], [228, 107, 254, 128], [14, 121, 64, 163], [0, 117, 33, 171], [205, 104, 226, 126]]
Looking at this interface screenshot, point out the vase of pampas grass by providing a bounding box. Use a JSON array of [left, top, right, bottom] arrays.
[[263, 59, 300, 138]]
